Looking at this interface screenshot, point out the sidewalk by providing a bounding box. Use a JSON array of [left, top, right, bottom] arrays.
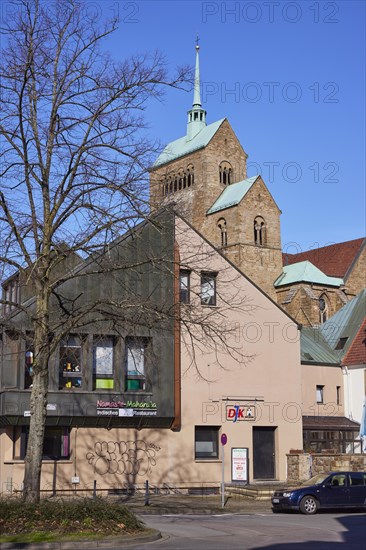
[[116, 492, 273, 515]]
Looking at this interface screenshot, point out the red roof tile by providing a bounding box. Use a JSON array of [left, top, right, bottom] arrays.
[[283, 238, 365, 278], [342, 318, 366, 366]]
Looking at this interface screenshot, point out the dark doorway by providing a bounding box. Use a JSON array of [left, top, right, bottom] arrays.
[[253, 427, 276, 479]]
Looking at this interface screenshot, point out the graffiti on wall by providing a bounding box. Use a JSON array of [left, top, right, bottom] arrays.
[[86, 440, 161, 476]]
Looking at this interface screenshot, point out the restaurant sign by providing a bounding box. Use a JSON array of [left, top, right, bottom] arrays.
[[96, 399, 157, 417]]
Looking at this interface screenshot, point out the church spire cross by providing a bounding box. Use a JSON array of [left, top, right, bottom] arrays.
[[187, 39, 207, 141]]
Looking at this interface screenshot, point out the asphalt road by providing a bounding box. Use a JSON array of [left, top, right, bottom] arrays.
[[126, 511, 366, 550]]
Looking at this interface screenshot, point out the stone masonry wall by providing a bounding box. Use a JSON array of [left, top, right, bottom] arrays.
[[276, 285, 349, 327], [345, 245, 366, 297], [287, 453, 366, 484], [200, 176, 283, 299], [150, 119, 247, 229]]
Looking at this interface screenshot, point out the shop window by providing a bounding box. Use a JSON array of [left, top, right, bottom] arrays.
[[59, 335, 82, 389], [15, 427, 70, 460], [319, 294, 328, 324], [316, 385, 324, 404], [217, 218, 227, 247], [125, 337, 149, 391], [254, 216, 266, 246], [179, 270, 190, 304], [200, 272, 217, 306], [93, 336, 114, 390], [195, 426, 219, 459]]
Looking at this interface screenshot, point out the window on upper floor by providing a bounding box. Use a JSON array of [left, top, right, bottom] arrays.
[[336, 386, 341, 405], [219, 161, 233, 185], [187, 164, 194, 187], [2, 275, 20, 315], [125, 337, 150, 391], [93, 336, 114, 390], [200, 272, 217, 306], [179, 270, 190, 304], [59, 335, 82, 390], [162, 166, 194, 195], [25, 340, 34, 390], [217, 218, 227, 247], [316, 385, 324, 404], [319, 294, 328, 324], [254, 216, 266, 246]]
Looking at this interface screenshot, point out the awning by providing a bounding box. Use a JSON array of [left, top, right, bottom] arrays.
[[302, 416, 360, 430]]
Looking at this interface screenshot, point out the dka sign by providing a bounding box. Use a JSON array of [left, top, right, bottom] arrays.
[[226, 405, 256, 422]]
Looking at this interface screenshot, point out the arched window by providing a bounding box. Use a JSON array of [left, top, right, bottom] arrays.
[[187, 164, 194, 187], [319, 294, 329, 324], [218, 218, 227, 247], [219, 161, 233, 185], [254, 216, 266, 246], [178, 171, 183, 190]]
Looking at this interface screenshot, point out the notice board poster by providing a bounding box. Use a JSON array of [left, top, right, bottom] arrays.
[[231, 447, 249, 483]]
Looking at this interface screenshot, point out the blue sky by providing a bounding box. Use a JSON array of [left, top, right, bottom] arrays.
[[85, 2, 365, 251]]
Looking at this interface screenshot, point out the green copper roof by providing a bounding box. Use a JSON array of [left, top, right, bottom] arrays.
[[274, 261, 343, 288], [320, 289, 366, 356], [206, 175, 260, 215], [153, 118, 225, 168], [301, 327, 340, 364]]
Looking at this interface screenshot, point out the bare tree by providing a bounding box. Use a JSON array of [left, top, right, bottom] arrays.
[[0, 0, 256, 503], [0, 0, 191, 502]]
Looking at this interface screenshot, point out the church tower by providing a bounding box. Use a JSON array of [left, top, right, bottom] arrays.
[[150, 44, 283, 299]]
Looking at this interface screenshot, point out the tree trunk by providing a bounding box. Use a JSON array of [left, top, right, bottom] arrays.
[[23, 291, 50, 502]]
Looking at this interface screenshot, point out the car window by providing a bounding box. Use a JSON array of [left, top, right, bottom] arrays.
[[331, 474, 346, 487], [301, 473, 329, 486], [349, 473, 365, 486]]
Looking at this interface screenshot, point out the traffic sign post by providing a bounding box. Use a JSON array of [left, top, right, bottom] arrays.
[[221, 433, 227, 508]]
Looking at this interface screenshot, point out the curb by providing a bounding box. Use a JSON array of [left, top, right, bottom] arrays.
[[0, 528, 162, 550]]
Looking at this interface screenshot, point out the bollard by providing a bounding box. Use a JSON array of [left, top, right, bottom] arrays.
[[93, 480, 97, 499], [144, 479, 149, 506]]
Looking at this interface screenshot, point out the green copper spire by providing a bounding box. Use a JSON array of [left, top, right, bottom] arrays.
[[187, 40, 207, 141], [193, 40, 202, 107]]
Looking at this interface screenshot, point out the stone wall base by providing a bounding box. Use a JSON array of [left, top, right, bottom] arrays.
[[287, 453, 366, 484]]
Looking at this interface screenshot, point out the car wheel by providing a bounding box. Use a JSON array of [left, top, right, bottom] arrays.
[[299, 495, 319, 515]]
